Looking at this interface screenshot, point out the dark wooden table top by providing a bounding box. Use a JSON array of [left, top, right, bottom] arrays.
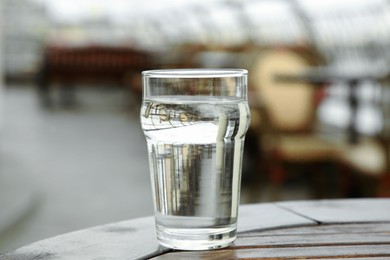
[[2, 198, 390, 259]]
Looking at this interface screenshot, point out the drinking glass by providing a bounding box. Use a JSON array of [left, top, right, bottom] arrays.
[[140, 69, 250, 250]]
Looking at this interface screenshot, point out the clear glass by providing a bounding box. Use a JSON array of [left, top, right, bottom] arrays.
[[140, 69, 250, 250]]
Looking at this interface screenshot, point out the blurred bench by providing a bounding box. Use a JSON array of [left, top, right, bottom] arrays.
[[37, 45, 153, 106]]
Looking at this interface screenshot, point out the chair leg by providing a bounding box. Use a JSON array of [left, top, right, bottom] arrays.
[[377, 174, 390, 197], [268, 164, 285, 201]]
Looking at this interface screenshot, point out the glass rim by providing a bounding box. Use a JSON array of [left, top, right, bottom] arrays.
[[142, 68, 248, 78]]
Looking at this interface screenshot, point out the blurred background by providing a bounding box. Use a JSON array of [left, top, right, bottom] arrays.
[[0, 0, 389, 252]]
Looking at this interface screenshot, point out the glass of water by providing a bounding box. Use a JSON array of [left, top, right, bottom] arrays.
[[140, 69, 250, 250]]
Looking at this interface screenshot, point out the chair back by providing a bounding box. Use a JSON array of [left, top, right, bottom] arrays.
[[249, 49, 317, 133]]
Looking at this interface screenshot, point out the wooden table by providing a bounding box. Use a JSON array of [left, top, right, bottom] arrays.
[[2, 199, 390, 259]]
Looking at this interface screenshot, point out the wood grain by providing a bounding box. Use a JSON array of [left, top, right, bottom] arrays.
[[277, 198, 390, 223], [238, 203, 315, 233], [0, 216, 168, 260], [152, 245, 390, 259], [2, 199, 390, 260], [153, 223, 390, 259]]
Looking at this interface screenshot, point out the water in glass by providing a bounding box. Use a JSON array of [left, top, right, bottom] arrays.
[[141, 95, 250, 250]]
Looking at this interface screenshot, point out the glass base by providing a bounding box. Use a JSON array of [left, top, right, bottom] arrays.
[[156, 224, 236, 250]]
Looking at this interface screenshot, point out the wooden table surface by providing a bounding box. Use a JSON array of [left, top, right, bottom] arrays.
[[2, 198, 390, 259]]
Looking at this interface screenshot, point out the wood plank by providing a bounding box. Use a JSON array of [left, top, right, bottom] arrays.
[[232, 223, 390, 254], [154, 223, 390, 259], [1, 203, 311, 260], [0, 216, 168, 260], [277, 198, 390, 224], [152, 245, 390, 259], [238, 203, 316, 233], [3, 200, 389, 259], [234, 234, 390, 249], [312, 258, 390, 260], [240, 223, 390, 236]]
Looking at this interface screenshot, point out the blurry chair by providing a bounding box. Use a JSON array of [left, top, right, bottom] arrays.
[[338, 76, 390, 197], [245, 48, 342, 200], [339, 137, 389, 197]]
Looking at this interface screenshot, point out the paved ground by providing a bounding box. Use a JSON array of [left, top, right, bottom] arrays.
[[0, 84, 311, 253], [0, 85, 154, 252]]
